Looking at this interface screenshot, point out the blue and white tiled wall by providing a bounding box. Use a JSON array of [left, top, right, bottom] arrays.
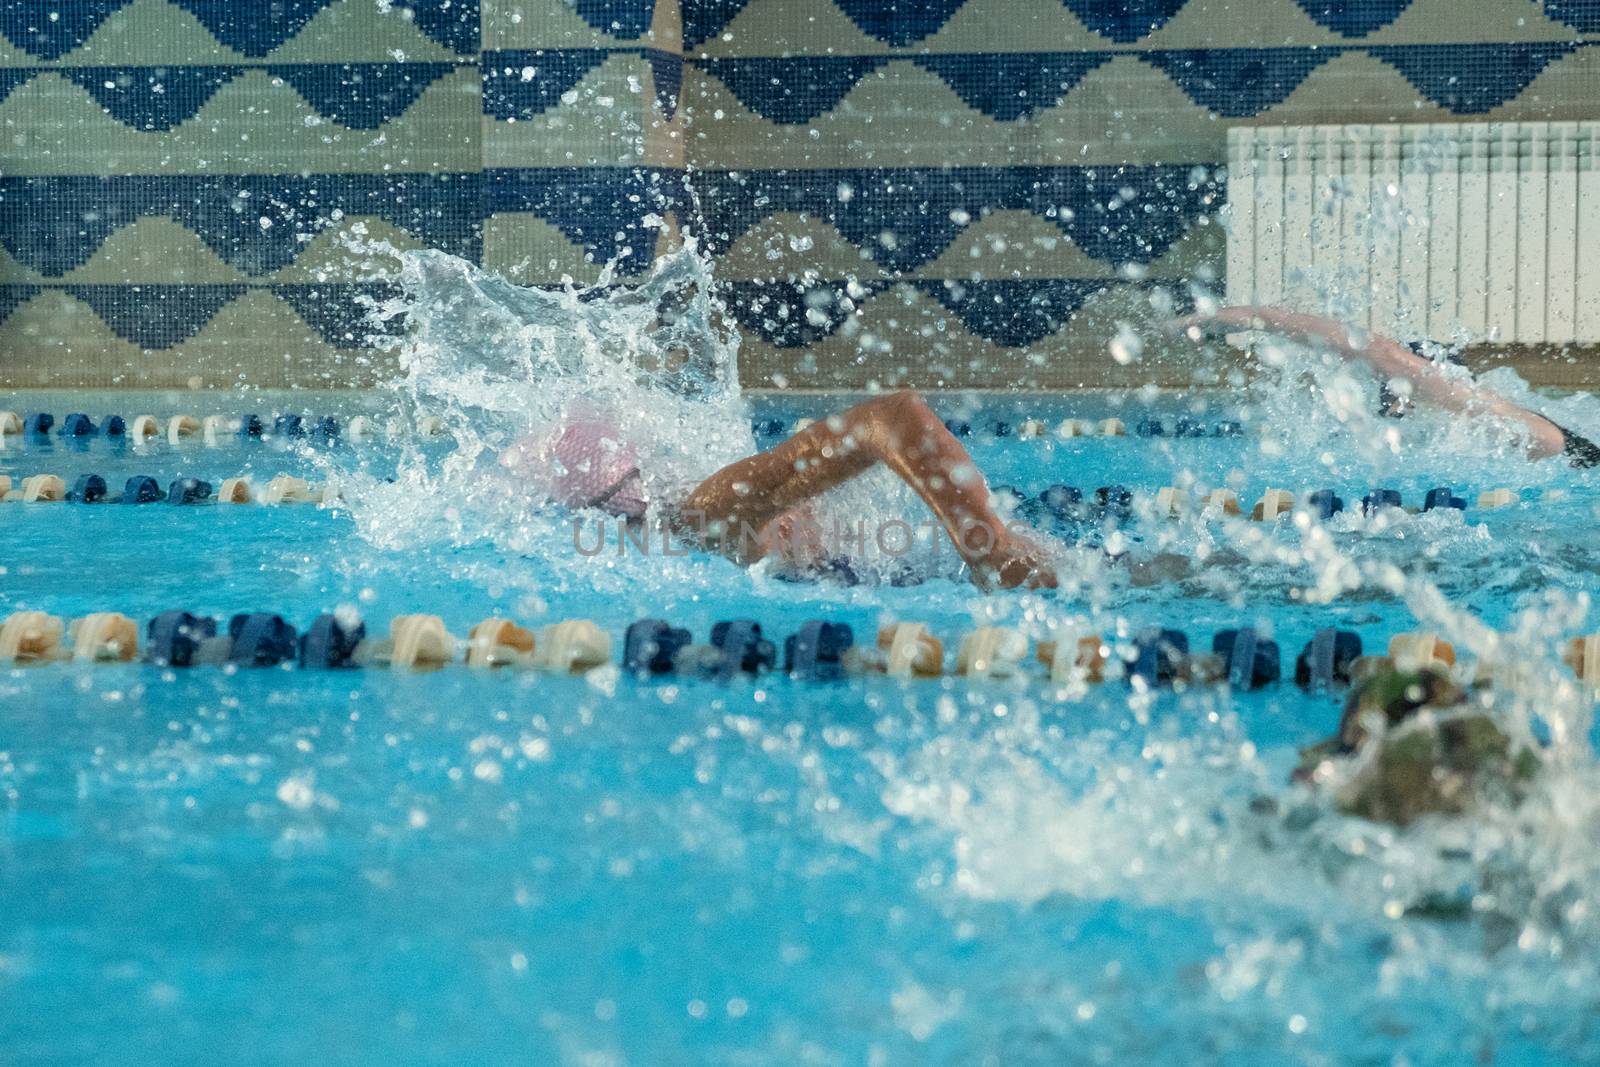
[[2, 0, 1596, 388]]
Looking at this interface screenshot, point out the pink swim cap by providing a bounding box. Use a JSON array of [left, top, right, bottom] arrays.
[[502, 415, 648, 520]]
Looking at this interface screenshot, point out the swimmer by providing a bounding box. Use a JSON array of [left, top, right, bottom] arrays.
[[1174, 306, 1600, 467], [501, 390, 1060, 590], [1292, 664, 1540, 827]]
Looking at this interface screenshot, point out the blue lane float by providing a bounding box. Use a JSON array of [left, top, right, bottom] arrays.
[[1307, 489, 1344, 520], [121, 476, 164, 504], [144, 611, 219, 668], [168, 477, 213, 505], [1362, 488, 1402, 514], [1038, 484, 1085, 523], [272, 414, 306, 439], [785, 621, 855, 681], [68, 474, 108, 503], [1095, 484, 1133, 520], [623, 619, 693, 675], [299, 613, 366, 669], [23, 413, 53, 437], [1295, 628, 1363, 690], [310, 416, 340, 445], [1214, 628, 1282, 690], [1129, 627, 1188, 687], [58, 413, 96, 437], [227, 613, 298, 667], [707, 619, 777, 678], [100, 415, 126, 437], [1425, 486, 1467, 511]]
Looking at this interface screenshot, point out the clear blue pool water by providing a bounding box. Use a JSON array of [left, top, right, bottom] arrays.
[[5, 388, 1600, 1066]]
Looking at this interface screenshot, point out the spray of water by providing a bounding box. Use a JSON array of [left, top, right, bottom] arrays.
[[313, 200, 1600, 1043]]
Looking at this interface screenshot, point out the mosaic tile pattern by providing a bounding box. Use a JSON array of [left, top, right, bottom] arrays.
[[1, 0, 1596, 388]]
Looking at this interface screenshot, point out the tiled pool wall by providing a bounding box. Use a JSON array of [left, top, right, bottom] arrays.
[[2, 0, 1599, 391]]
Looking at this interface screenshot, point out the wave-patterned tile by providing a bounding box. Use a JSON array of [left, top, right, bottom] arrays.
[[1240, 48, 1572, 125], [1289, 0, 1411, 36], [733, 281, 1192, 390], [482, 0, 679, 50], [1058, 0, 1189, 43], [690, 0, 1190, 50], [692, 51, 1118, 124], [0, 73, 481, 174], [484, 167, 682, 274], [482, 48, 681, 121], [1143, 0, 1342, 47], [0, 244, 45, 283], [680, 56, 1225, 169], [711, 213, 896, 282], [0, 0, 477, 62], [685, 43, 1586, 126], [913, 53, 1114, 120], [1372, 42, 1582, 113], [685, 0, 757, 50], [483, 50, 611, 119], [1144, 48, 1339, 117], [690, 0, 887, 56], [693, 166, 1211, 273], [0, 63, 464, 132], [567, 0, 660, 39], [915, 211, 1194, 280], [722, 276, 1183, 349], [274, 283, 404, 347], [713, 209, 1224, 284], [1544, 0, 1600, 32], [0, 174, 480, 277], [268, 63, 463, 129], [1139, 222, 1226, 280], [1360, 0, 1580, 43], [51, 217, 248, 283], [919, 0, 1117, 52], [700, 0, 1600, 54], [481, 214, 619, 284], [62, 283, 248, 348], [265, 220, 431, 284], [829, 0, 970, 47], [691, 55, 885, 124], [0, 1, 129, 62], [243, 0, 469, 62], [0, 282, 400, 349], [44, 0, 246, 65], [483, 54, 681, 167], [1483, 43, 1600, 122], [0, 289, 379, 389]]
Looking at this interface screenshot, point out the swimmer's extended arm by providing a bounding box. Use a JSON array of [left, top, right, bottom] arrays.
[[678, 390, 1056, 589], [1174, 306, 1566, 459]]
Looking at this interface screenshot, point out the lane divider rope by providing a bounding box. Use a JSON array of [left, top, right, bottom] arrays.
[[0, 473, 1536, 518], [5, 411, 1250, 449], [3, 611, 1595, 693], [0, 474, 328, 505]]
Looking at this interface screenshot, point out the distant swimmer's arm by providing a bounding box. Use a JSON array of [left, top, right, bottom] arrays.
[[1172, 305, 1567, 460], [677, 390, 1057, 590]]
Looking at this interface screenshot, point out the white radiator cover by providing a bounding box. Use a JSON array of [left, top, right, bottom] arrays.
[[1225, 122, 1600, 345]]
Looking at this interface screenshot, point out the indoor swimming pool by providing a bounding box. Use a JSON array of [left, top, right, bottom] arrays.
[[5, 374, 1600, 1065]]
